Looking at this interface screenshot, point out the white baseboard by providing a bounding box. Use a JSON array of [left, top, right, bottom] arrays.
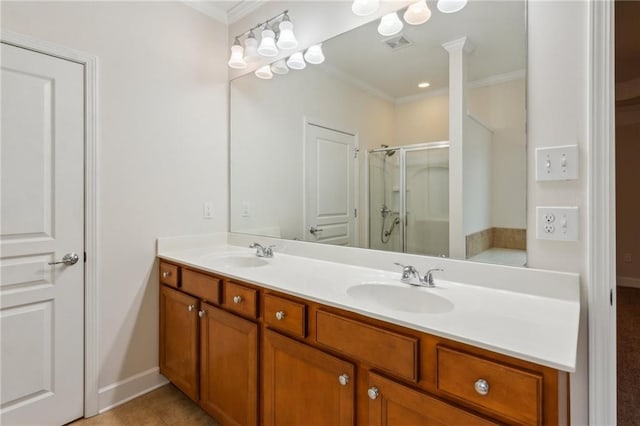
[[617, 276, 640, 289], [97, 367, 169, 413]]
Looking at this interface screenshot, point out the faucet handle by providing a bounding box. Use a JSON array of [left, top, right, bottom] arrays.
[[264, 245, 275, 257], [394, 262, 419, 282], [424, 268, 444, 287]]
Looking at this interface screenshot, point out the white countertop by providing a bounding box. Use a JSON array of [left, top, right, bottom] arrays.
[[157, 235, 580, 372]]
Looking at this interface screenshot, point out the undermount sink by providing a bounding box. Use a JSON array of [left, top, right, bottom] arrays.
[[205, 255, 270, 268], [347, 283, 454, 314]]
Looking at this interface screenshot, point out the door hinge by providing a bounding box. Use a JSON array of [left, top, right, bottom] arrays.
[[84, 252, 87, 263], [353, 148, 360, 159], [354, 208, 358, 218], [610, 288, 613, 306]]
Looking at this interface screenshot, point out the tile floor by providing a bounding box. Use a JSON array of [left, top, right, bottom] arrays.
[[69, 384, 218, 426]]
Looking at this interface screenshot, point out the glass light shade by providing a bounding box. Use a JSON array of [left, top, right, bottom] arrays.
[[352, 0, 379, 16], [304, 44, 325, 65], [286, 52, 306, 70], [276, 21, 298, 50], [404, 1, 432, 25], [228, 44, 247, 69], [243, 33, 259, 62], [378, 12, 403, 37], [271, 59, 289, 75], [437, 0, 468, 13], [255, 64, 273, 80], [257, 29, 278, 57]]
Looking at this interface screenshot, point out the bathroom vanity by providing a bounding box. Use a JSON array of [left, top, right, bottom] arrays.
[[157, 236, 579, 426]]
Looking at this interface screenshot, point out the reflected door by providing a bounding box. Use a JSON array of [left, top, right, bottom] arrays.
[[0, 43, 85, 425], [304, 124, 357, 246]]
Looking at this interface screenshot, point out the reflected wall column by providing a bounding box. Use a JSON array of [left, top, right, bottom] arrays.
[[443, 37, 474, 259]]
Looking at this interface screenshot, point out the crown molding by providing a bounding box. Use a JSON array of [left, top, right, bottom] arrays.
[[319, 64, 396, 104], [227, 0, 269, 24], [182, 1, 229, 24]]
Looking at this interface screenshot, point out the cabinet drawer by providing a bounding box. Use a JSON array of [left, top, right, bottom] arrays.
[[159, 262, 179, 288], [436, 346, 542, 426], [315, 310, 418, 382], [264, 294, 306, 338], [223, 281, 258, 318], [181, 269, 221, 304]]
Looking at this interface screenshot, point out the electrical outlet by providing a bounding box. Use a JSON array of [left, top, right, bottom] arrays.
[[536, 207, 579, 241], [203, 202, 213, 219], [623, 253, 632, 263], [535, 145, 579, 181], [241, 202, 250, 218]]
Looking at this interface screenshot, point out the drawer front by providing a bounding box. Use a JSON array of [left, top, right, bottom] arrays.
[[436, 346, 542, 426], [223, 281, 258, 318], [315, 310, 418, 382], [181, 269, 221, 304], [159, 262, 179, 288], [263, 294, 306, 338]]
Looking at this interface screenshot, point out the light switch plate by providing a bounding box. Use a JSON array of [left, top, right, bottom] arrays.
[[535, 145, 579, 181], [203, 202, 213, 219], [536, 207, 579, 241]]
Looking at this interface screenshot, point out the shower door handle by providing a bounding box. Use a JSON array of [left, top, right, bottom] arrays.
[[309, 226, 324, 235]]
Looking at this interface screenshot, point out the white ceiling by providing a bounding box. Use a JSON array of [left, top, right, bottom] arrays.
[[320, 1, 526, 100], [183, 0, 266, 24]]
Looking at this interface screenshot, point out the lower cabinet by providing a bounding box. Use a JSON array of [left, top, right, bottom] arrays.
[[159, 285, 199, 401], [199, 303, 258, 426], [366, 372, 498, 426], [263, 329, 355, 426]]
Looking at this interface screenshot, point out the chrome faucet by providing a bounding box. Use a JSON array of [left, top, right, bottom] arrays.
[[249, 242, 274, 258], [394, 263, 443, 287]]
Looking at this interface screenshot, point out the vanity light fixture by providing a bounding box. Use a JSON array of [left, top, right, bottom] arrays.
[[437, 0, 468, 14], [404, 0, 432, 25], [276, 13, 298, 50], [286, 52, 306, 70], [228, 37, 247, 69], [255, 64, 274, 79], [304, 44, 325, 65], [378, 12, 404, 36], [243, 30, 259, 62], [351, 0, 380, 17], [271, 59, 289, 75], [418, 81, 431, 88], [257, 25, 278, 57]]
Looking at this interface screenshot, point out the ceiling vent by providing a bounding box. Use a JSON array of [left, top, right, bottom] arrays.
[[382, 34, 413, 51]]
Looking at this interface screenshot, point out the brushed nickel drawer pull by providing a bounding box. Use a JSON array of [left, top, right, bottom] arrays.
[[233, 295, 243, 304], [275, 311, 286, 321], [474, 378, 489, 396]]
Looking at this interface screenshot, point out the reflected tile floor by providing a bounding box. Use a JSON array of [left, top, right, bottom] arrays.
[[69, 384, 218, 426]]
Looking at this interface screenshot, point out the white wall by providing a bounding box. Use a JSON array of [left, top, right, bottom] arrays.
[[463, 117, 492, 236], [395, 93, 450, 144], [1, 1, 229, 410]]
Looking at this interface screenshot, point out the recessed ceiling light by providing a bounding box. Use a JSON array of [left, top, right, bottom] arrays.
[[418, 82, 431, 88]]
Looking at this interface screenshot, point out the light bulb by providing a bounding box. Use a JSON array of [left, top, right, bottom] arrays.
[[351, 0, 379, 16], [378, 12, 403, 37], [271, 59, 289, 75], [304, 44, 325, 65], [243, 31, 259, 62], [257, 28, 278, 57], [277, 19, 298, 50], [227, 39, 247, 69], [404, 0, 432, 25], [437, 0, 468, 14], [255, 64, 273, 80], [286, 52, 306, 70]]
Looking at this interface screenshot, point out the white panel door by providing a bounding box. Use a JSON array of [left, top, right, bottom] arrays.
[[1, 42, 84, 425], [304, 124, 356, 246]]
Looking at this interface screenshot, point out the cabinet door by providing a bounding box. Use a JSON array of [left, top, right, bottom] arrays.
[[200, 303, 258, 426], [367, 372, 498, 426], [263, 329, 355, 426], [159, 285, 199, 401]]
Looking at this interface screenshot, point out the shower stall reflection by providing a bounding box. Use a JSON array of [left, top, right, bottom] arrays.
[[368, 142, 449, 256]]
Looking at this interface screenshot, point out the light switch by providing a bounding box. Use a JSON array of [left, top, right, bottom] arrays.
[[535, 145, 579, 181], [241, 202, 250, 217], [536, 207, 579, 241], [203, 202, 213, 219]]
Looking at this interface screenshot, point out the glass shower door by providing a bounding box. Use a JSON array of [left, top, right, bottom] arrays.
[[404, 146, 449, 257], [368, 150, 402, 253]]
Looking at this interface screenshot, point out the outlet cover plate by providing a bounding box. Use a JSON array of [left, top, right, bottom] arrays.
[[536, 206, 579, 241], [535, 145, 579, 181]]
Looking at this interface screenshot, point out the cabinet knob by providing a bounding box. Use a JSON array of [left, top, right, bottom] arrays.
[[474, 379, 489, 396], [188, 304, 195, 312], [198, 310, 206, 318], [338, 374, 350, 386], [162, 271, 171, 278], [233, 295, 243, 304], [367, 387, 379, 400], [275, 311, 286, 321]]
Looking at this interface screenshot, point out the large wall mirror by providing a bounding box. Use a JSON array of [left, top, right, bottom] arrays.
[[230, 1, 527, 267]]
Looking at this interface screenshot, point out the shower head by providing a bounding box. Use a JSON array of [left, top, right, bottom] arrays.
[[386, 150, 396, 157]]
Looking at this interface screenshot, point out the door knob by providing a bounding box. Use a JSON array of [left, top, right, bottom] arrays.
[[48, 253, 79, 266]]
